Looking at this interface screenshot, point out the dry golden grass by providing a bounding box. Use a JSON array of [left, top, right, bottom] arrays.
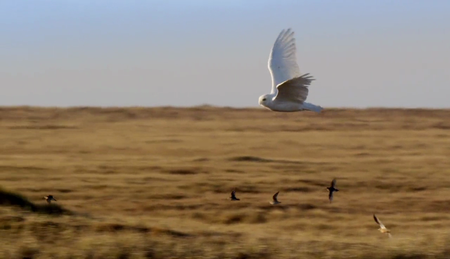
[[1, 106, 450, 258]]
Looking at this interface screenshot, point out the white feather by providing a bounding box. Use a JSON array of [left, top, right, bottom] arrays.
[[268, 28, 301, 94]]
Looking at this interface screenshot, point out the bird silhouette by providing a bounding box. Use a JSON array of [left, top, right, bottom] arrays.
[[326, 178, 339, 203], [43, 195, 57, 204], [270, 191, 281, 205], [230, 189, 240, 201]]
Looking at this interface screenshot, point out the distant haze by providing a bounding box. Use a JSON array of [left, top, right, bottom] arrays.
[[1, 0, 449, 108]]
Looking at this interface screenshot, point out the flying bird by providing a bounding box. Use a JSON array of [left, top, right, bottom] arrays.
[[270, 191, 281, 205], [373, 214, 392, 238], [326, 178, 339, 203], [230, 189, 240, 201], [43, 195, 57, 204], [258, 28, 323, 113]]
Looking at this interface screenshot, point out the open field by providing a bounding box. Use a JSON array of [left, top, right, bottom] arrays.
[[1, 106, 450, 258]]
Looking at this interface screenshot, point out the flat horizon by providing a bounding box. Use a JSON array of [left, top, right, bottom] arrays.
[[1, 105, 449, 110]]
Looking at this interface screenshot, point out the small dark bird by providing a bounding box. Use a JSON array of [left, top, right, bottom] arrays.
[[43, 195, 57, 204], [230, 189, 240, 201], [326, 178, 339, 203], [270, 191, 281, 205]]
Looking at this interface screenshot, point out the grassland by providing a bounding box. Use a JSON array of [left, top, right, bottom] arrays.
[[1, 106, 450, 259]]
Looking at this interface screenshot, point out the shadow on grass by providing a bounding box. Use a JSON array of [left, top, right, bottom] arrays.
[[0, 187, 70, 216]]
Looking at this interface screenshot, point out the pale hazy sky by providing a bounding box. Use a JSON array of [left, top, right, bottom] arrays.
[[1, 0, 449, 108]]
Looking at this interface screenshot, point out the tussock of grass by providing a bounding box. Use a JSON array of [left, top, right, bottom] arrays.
[[0, 187, 69, 216], [94, 223, 190, 237], [230, 156, 272, 163]]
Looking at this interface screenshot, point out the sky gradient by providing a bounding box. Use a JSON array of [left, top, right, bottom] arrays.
[[1, 0, 449, 108]]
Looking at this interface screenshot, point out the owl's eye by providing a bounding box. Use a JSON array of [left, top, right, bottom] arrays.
[[262, 98, 266, 101]]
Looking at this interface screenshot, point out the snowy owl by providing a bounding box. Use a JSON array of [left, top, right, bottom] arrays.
[[259, 28, 323, 113]]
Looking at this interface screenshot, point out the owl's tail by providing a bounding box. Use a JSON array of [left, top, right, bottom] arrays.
[[302, 102, 323, 113]]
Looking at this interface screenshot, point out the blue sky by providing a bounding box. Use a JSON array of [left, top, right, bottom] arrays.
[[1, 0, 449, 107]]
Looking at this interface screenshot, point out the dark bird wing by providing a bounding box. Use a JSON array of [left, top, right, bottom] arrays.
[[273, 191, 279, 202], [331, 179, 336, 188], [376, 215, 386, 229], [373, 214, 383, 227]]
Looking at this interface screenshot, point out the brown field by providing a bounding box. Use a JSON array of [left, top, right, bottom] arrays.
[[1, 106, 450, 259]]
